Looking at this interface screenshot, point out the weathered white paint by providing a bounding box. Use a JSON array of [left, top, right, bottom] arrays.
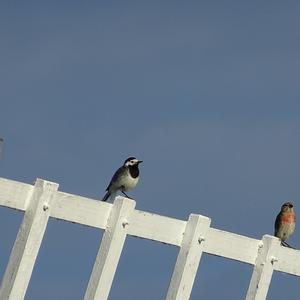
[[0, 176, 300, 300], [128, 209, 187, 246], [84, 196, 136, 300], [275, 246, 300, 276], [204, 228, 261, 265], [0, 179, 58, 300], [51, 191, 111, 228], [166, 214, 211, 300], [246, 235, 280, 300], [0, 177, 32, 211]]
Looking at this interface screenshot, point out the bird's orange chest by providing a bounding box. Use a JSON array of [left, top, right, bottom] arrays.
[[281, 213, 296, 223]]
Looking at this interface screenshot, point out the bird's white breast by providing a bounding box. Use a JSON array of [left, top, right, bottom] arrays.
[[120, 169, 139, 191]]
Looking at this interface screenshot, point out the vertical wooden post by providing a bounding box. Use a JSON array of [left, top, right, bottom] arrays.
[[166, 214, 211, 300], [84, 196, 136, 300], [0, 179, 58, 300], [246, 235, 280, 300]]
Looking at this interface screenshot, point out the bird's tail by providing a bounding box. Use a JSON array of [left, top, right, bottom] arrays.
[[102, 191, 111, 202], [102, 191, 117, 202]]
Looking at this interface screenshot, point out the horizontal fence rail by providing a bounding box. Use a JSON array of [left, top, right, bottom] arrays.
[[0, 177, 299, 300]]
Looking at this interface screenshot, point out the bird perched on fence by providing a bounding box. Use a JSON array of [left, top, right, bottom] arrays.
[[101, 157, 143, 202], [274, 202, 296, 248]]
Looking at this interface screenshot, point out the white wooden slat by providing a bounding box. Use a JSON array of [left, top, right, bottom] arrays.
[[166, 214, 211, 300], [0, 177, 32, 211], [274, 246, 300, 276], [84, 196, 136, 300], [246, 235, 280, 300], [204, 228, 260, 265], [128, 209, 186, 246], [51, 191, 111, 229], [0, 179, 59, 300]]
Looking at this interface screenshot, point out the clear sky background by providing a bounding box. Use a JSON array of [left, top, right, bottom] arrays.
[[1, 1, 300, 299]]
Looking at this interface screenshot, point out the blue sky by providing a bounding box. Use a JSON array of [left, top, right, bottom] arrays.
[[1, 1, 300, 299]]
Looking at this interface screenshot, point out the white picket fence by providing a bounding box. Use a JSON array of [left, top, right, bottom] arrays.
[[0, 177, 299, 300]]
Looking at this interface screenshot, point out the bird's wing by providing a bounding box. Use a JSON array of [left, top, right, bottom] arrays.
[[274, 213, 281, 237], [105, 166, 125, 191]]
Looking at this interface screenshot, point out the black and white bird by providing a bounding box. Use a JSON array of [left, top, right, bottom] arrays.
[[101, 157, 143, 202]]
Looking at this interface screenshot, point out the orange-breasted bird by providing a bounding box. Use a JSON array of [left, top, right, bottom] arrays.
[[274, 202, 296, 248]]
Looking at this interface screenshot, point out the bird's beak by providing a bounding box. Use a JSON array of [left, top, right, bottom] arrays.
[[138, 160, 143, 164]]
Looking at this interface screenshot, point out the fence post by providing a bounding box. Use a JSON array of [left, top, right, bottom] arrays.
[[246, 235, 280, 300], [0, 178, 58, 300], [84, 196, 136, 300], [166, 214, 211, 300]]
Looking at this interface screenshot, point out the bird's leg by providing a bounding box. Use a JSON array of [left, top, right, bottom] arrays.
[[121, 191, 133, 199], [281, 241, 294, 249]]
